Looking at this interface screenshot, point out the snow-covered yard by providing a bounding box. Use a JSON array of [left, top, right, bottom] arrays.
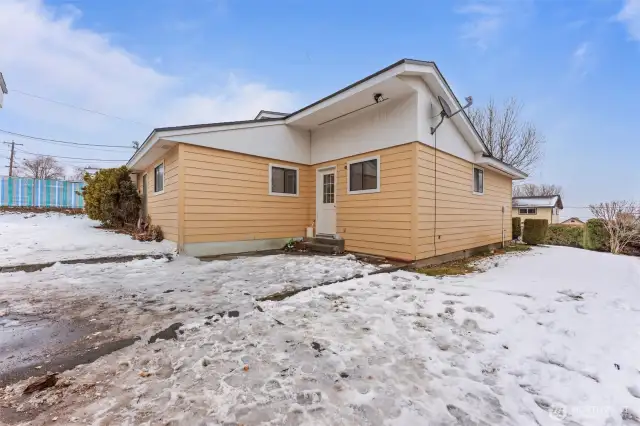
[[0, 212, 175, 266], [1, 254, 378, 336], [2, 245, 639, 425]]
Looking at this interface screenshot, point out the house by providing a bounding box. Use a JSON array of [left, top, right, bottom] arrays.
[[561, 217, 584, 226], [512, 195, 563, 224], [127, 59, 527, 262]]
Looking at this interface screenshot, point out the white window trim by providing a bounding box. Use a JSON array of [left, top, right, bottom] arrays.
[[268, 163, 299, 197], [347, 155, 381, 195], [518, 207, 538, 215], [472, 165, 484, 195], [141, 172, 148, 195], [153, 160, 165, 195]]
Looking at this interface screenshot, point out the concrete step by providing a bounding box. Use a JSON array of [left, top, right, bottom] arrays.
[[301, 241, 344, 255], [309, 237, 345, 251]]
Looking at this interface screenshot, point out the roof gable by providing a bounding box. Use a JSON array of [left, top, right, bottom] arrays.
[[562, 217, 584, 224]]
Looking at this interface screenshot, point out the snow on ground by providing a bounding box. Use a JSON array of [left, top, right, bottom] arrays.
[[3, 247, 640, 425], [0, 254, 378, 337], [0, 213, 175, 266]]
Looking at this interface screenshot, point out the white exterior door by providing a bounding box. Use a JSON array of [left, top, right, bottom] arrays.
[[316, 167, 337, 236]]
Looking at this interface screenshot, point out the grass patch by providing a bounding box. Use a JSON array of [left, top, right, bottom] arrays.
[[414, 244, 531, 277], [504, 244, 531, 253], [416, 261, 477, 276]]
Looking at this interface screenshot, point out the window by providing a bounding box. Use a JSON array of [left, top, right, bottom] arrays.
[[348, 156, 380, 194], [154, 162, 164, 193], [473, 166, 484, 194], [323, 173, 335, 204], [519, 208, 537, 215], [269, 164, 298, 196]]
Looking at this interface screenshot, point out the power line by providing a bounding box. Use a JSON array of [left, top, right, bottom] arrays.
[[11, 89, 152, 127], [2, 148, 117, 166], [14, 147, 126, 162], [0, 129, 133, 149]]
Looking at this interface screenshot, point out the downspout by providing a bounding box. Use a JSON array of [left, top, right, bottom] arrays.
[[432, 131, 438, 256], [501, 205, 505, 248]]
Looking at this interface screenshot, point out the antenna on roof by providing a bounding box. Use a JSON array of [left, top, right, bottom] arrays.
[[430, 95, 473, 135]]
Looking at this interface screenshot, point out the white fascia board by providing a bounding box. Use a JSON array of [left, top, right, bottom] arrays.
[[474, 154, 527, 180], [285, 63, 409, 125], [127, 120, 285, 169]]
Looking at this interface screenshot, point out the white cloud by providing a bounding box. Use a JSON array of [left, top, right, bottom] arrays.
[[456, 1, 503, 50], [455, 0, 535, 50], [616, 0, 640, 41], [571, 42, 592, 77], [164, 76, 295, 125], [0, 0, 297, 136]]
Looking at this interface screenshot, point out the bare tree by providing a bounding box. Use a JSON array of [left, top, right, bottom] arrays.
[[468, 97, 543, 174], [513, 183, 563, 197], [68, 166, 93, 182], [589, 201, 640, 254], [18, 155, 64, 180]]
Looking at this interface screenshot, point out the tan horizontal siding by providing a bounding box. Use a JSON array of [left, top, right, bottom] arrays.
[[433, 150, 512, 256], [512, 207, 554, 223], [140, 140, 515, 260], [417, 145, 435, 257], [312, 143, 415, 261], [416, 145, 512, 259], [138, 146, 179, 242], [181, 144, 312, 244]]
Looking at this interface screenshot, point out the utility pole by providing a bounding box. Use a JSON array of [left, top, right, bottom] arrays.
[[3, 141, 23, 176]]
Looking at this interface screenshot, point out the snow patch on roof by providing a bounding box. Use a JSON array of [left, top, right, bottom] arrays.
[[512, 196, 560, 208]]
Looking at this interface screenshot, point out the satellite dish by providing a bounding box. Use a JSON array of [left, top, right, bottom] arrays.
[[430, 94, 474, 135], [438, 96, 452, 118]]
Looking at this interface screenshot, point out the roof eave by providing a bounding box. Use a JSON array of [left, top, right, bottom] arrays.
[[127, 117, 285, 169], [476, 154, 527, 179]]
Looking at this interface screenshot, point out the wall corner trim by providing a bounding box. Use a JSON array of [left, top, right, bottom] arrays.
[[177, 144, 186, 252], [410, 142, 419, 261]]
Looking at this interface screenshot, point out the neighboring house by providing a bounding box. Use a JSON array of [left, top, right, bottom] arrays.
[[127, 59, 526, 261], [512, 195, 563, 224], [561, 217, 584, 226]]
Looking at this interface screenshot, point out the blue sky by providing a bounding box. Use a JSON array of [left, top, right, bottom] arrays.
[[1, 0, 639, 220]]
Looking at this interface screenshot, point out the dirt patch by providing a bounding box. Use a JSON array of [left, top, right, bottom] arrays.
[[0, 253, 172, 273], [148, 323, 182, 344], [23, 374, 58, 394]]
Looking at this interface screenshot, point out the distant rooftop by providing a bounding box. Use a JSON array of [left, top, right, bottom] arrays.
[[513, 195, 563, 209]]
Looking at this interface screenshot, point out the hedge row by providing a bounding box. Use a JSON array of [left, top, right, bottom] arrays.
[[536, 219, 609, 251], [523, 219, 548, 245], [545, 225, 584, 248], [584, 219, 608, 251]]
